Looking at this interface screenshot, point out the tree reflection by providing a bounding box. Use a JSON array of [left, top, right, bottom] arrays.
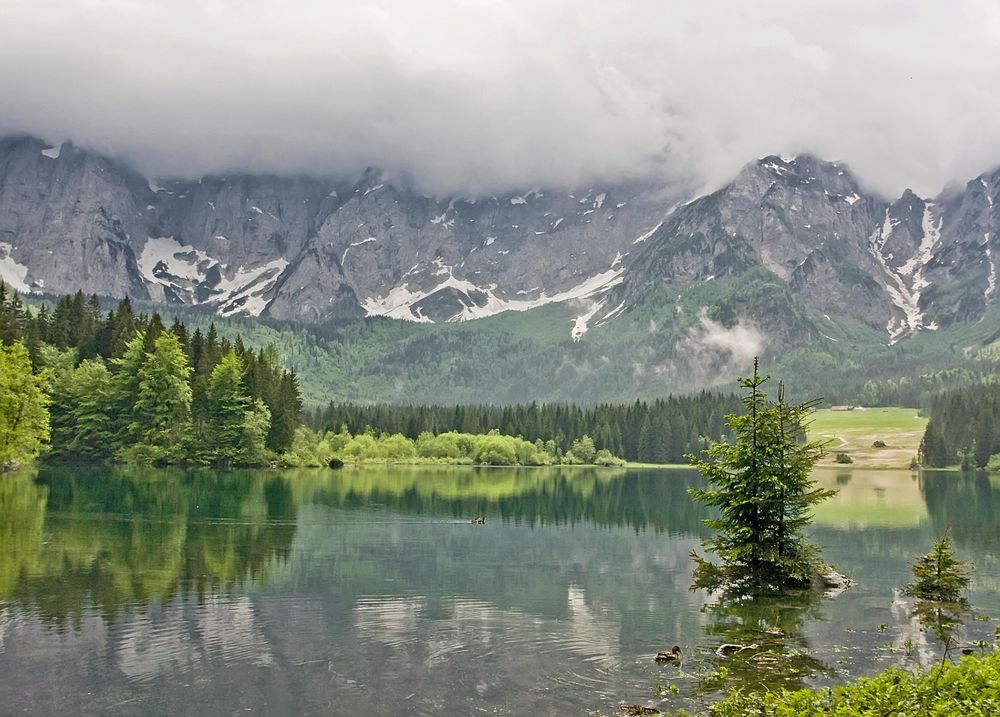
[[911, 600, 969, 656], [696, 592, 831, 696], [922, 471, 1000, 553], [288, 465, 712, 535], [0, 467, 47, 598], [2, 467, 297, 627]]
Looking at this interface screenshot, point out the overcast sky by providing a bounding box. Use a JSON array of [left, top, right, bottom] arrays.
[[2, 0, 999, 197]]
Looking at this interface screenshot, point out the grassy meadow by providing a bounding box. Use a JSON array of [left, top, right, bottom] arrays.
[[808, 407, 927, 469]]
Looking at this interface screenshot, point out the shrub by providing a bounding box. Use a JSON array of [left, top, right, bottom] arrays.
[[835, 452, 853, 464], [569, 435, 597, 464], [341, 432, 379, 458], [694, 650, 1000, 716], [594, 449, 625, 466], [378, 433, 416, 460], [472, 433, 518, 465]]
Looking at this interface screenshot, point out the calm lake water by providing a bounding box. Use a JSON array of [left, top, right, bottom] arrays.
[[1, 465, 999, 715]]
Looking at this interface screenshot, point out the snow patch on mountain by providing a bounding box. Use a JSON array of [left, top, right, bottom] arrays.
[[362, 262, 625, 331], [342, 237, 377, 265], [0, 243, 30, 292], [138, 236, 287, 316], [214, 258, 289, 316], [596, 300, 626, 326], [571, 298, 607, 341], [986, 243, 997, 300], [871, 203, 942, 344], [40, 145, 60, 159], [633, 221, 664, 244]]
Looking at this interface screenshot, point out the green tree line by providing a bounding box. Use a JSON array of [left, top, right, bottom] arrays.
[[0, 282, 302, 466], [286, 427, 625, 467], [920, 381, 1000, 468], [308, 392, 743, 464]]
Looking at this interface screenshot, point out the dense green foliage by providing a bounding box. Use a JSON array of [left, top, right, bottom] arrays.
[[0, 341, 49, 468], [921, 381, 1000, 468], [309, 393, 743, 463], [903, 532, 974, 603], [691, 650, 1000, 716], [0, 283, 302, 466], [689, 360, 834, 594], [284, 427, 624, 467]]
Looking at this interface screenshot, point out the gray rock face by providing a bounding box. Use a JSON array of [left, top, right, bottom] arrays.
[[1, 134, 998, 346], [613, 155, 1000, 344], [0, 136, 677, 326], [0, 136, 150, 297]]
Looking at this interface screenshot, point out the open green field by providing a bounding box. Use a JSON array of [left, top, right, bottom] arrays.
[[808, 407, 927, 469]]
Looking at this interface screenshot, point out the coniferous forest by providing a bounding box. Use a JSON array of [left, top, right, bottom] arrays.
[[309, 393, 742, 464], [920, 381, 1000, 469], [10, 278, 994, 472], [0, 283, 302, 467], [0, 281, 747, 468]]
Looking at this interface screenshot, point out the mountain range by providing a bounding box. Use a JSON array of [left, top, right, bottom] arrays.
[[2, 133, 999, 402]]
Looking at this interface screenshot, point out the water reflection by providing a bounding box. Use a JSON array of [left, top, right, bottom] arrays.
[[287, 465, 712, 534], [813, 469, 927, 528], [3, 467, 296, 626], [698, 593, 832, 694], [1, 466, 1000, 715], [0, 469, 47, 598], [923, 472, 1000, 553]]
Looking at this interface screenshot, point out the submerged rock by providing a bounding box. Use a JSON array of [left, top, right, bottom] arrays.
[[820, 570, 855, 597], [716, 642, 759, 657]]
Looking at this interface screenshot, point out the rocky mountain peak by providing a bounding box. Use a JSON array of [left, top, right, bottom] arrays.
[[2, 134, 1000, 350]]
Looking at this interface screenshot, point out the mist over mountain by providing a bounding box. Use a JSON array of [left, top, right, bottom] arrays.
[[1, 133, 998, 378], [2, 1, 999, 199]]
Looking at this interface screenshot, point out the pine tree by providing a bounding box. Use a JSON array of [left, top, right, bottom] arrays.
[[110, 298, 137, 358], [903, 531, 973, 603], [48, 359, 115, 461], [688, 359, 835, 595], [204, 351, 255, 464], [123, 332, 192, 463]]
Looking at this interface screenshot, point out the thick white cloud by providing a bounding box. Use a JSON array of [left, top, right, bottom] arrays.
[[1, 0, 998, 196]]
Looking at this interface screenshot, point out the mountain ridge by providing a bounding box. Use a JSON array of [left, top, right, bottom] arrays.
[[1, 134, 998, 351]]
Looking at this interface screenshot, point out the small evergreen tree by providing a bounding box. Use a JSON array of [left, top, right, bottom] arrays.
[[903, 531, 973, 603], [688, 359, 835, 595], [122, 332, 192, 464]]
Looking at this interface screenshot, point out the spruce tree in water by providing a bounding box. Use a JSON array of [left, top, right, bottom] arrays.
[[904, 531, 973, 603], [688, 359, 835, 595]]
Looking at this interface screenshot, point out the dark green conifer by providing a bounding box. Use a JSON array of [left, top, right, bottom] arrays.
[[688, 359, 835, 595], [903, 531, 973, 603]]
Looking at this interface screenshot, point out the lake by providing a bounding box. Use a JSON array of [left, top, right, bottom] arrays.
[[1, 465, 998, 715]]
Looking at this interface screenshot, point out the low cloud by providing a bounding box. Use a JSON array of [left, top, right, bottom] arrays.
[[667, 314, 765, 387], [1, 1, 998, 196]]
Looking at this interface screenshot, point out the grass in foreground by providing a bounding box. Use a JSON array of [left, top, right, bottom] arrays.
[[682, 648, 1000, 716], [808, 407, 927, 469]]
